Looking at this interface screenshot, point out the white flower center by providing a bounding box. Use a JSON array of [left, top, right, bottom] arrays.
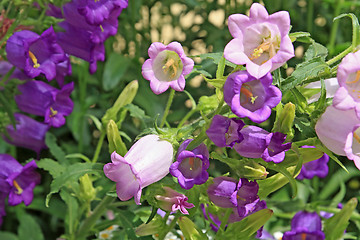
[[153, 50, 183, 82]]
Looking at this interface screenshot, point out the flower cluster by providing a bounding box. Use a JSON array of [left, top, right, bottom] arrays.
[[315, 50, 360, 170], [0, 154, 41, 226]]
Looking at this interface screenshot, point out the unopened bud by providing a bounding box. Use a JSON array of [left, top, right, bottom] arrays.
[[106, 120, 127, 156], [272, 102, 295, 140]]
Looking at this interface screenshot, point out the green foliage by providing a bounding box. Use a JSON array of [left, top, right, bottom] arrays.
[[102, 53, 131, 91], [18, 213, 44, 240]]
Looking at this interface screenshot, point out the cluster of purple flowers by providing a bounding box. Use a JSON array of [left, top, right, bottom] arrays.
[[315, 50, 360, 171], [2, 0, 129, 155], [0, 154, 41, 226]]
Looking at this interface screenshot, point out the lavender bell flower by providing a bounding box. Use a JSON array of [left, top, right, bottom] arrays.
[[333, 51, 360, 118], [224, 3, 294, 79], [142, 42, 194, 94], [103, 135, 173, 205], [0, 154, 41, 206], [236, 178, 260, 217], [75, 0, 129, 25], [207, 176, 238, 208], [297, 146, 329, 180], [315, 106, 360, 170], [283, 211, 325, 240], [169, 139, 209, 190], [155, 186, 195, 215], [15, 80, 74, 128], [234, 125, 291, 163], [206, 115, 245, 148], [3, 113, 49, 155], [5, 26, 67, 81], [224, 71, 282, 123]]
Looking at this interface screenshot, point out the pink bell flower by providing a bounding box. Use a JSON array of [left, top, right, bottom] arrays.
[[103, 135, 173, 205]]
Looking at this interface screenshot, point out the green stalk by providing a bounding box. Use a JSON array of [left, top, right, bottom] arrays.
[[316, 206, 360, 221], [75, 194, 115, 239], [160, 89, 176, 128], [92, 131, 106, 163], [158, 214, 180, 240], [328, 0, 344, 55], [178, 109, 197, 128], [326, 45, 353, 66], [307, 0, 314, 35]]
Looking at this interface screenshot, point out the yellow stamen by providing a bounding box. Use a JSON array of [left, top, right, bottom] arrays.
[[49, 107, 58, 118], [100, 233, 109, 239], [347, 70, 360, 84], [28, 51, 40, 68], [354, 132, 360, 143], [301, 233, 307, 240], [249, 41, 271, 60], [100, 24, 104, 32], [13, 180, 23, 194], [162, 58, 178, 79], [240, 84, 257, 104]]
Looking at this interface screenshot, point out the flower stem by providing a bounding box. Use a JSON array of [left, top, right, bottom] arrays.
[[178, 108, 197, 128], [215, 208, 232, 238], [160, 89, 176, 128], [92, 131, 106, 163], [158, 214, 180, 240], [75, 193, 115, 239], [326, 45, 353, 66]]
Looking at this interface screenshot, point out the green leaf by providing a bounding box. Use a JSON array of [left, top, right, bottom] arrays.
[[102, 53, 131, 91], [304, 42, 328, 61], [216, 55, 226, 79], [125, 103, 152, 123], [18, 214, 44, 240], [0, 91, 16, 129], [289, 31, 312, 43], [65, 153, 91, 163], [223, 209, 273, 239], [314, 78, 327, 110], [324, 198, 358, 240], [37, 158, 65, 178], [46, 162, 103, 207], [0, 232, 18, 240], [334, 13, 360, 47], [190, 67, 212, 78], [60, 190, 79, 236], [87, 114, 102, 131], [45, 132, 66, 163], [290, 87, 307, 113], [281, 57, 330, 90], [117, 211, 138, 240], [203, 76, 226, 89]]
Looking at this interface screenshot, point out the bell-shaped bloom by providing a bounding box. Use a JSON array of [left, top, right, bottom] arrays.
[[297, 146, 329, 180], [236, 178, 260, 217], [234, 125, 291, 163], [0, 154, 41, 206], [169, 139, 209, 190], [75, 0, 129, 25], [206, 115, 245, 148], [142, 42, 194, 94], [3, 113, 49, 156], [333, 51, 360, 118], [224, 71, 282, 123], [155, 187, 195, 215], [306, 78, 339, 104], [54, 56, 72, 88], [5, 26, 67, 81], [207, 176, 238, 208], [103, 135, 173, 205], [15, 80, 74, 128], [56, 21, 105, 74], [224, 3, 294, 79], [283, 211, 325, 240], [315, 106, 360, 170]]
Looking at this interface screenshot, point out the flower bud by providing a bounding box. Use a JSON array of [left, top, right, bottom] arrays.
[[79, 174, 97, 203], [106, 120, 127, 156], [272, 102, 295, 140], [154, 187, 194, 215]]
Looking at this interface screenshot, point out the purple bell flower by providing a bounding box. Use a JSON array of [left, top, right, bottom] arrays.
[[0, 154, 41, 206], [236, 178, 260, 217], [283, 211, 325, 240], [56, 21, 105, 74], [224, 71, 282, 123], [3, 113, 49, 156], [5, 26, 67, 81], [15, 80, 74, 128], [169, 139, 209, 190], [207, 176, 238, 208], [234, 125, 291, 163], [297, 146, 329, 180], [315, 106, 360, 170], [0, 179, 10, 226], [333, 51, 360, 119], [103, 135, 173, 205], [142, 42, 194, 94], [75, 0, 129, 25], [155, 186, 195, 215], [54, 56, 72, 88], [206, 115, 245, 148], [224, 3, 294, 79]]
